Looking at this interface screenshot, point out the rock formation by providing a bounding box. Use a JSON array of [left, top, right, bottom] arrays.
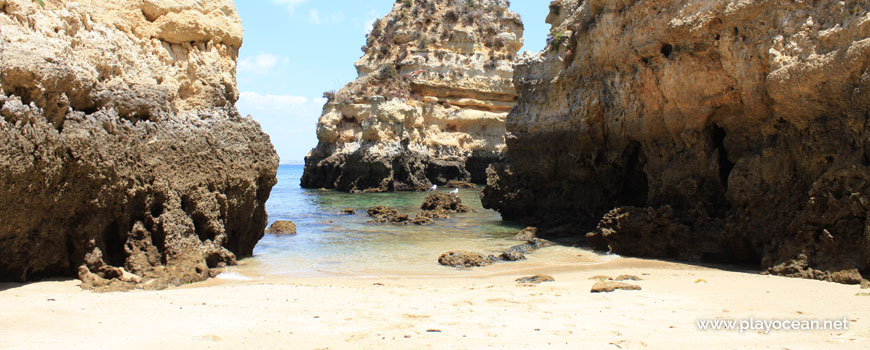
[[301, 0, 523, 192], [266, 220, 297, 235], [0, 0, 278, 289], [483, 0, 870, 283]]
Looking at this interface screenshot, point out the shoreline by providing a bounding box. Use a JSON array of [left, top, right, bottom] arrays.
[[2, 254, 867, 349]]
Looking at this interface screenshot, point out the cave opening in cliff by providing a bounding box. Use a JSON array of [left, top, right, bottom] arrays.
[[660, 43, 673, 58], [101, 221, 127, 267], [621, 141, 649, 206], [711, 124, 734, 191]]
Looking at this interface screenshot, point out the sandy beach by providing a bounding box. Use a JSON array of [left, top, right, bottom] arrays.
[[2, 252, 867, 350]]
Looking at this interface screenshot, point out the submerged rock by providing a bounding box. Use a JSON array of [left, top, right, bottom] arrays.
[[481, 0, 870, 284], [367, 206, 411, 224], [515, 275, 554, 284], [368, 206, 399, 219], [409, 216, 435, 226], [438, 251, 496, 268], [301, 0, 524, 192], [266, 221, 297, 235], [591, 282, 642, 293], [504, 238, 554, 255], [0, 0, 277, 288]]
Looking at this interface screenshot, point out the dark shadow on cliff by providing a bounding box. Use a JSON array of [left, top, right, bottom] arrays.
[[536, 225, 767, 278]]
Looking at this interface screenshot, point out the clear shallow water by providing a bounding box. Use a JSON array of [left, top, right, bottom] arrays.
[[246, 165, 592, 277]]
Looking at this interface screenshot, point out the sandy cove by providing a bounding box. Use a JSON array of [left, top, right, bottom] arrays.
[[1, 252, 868, 350]]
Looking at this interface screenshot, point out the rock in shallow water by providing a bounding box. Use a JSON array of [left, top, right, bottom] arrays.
[[421, 193, 471, 214], [500, 250, 526, 262], [513, 227, 538, 241], [446, 181, 478, 189], [300, 0, 523, 192], [266, 221, 297, 235], [367, 193, 472, 225]]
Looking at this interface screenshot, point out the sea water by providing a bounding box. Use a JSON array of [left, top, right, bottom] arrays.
[[243, 164, 592, 277]]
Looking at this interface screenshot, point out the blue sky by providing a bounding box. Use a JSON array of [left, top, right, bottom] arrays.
[[235, 0, 550, 164]]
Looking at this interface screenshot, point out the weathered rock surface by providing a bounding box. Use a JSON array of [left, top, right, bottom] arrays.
[[503, 238, 554, 255], [515, 275, 554, 284], [441, 238, 553, 268], [499, 250, 525, 261], [367, 206, 410, 223], [421, 192, 471, 213], [482, 0, 870, 283], [513, 226, 537, 240], [368, 192, 471, 225], [591, 281, 642, 293], [302, 0, 524, 192], [438, 250, 496, 267], [0, 0, 278, 289], [614, 275, 642, 282], [446, 180, 478, 189], [266, 221, 297, 235]]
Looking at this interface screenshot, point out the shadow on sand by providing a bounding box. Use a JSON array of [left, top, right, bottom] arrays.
[[0, 278, 79, 292]]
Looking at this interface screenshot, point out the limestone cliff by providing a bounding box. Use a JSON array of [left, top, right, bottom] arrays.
[[301, 0, 523, 192], [483, 0, 870, 283], [0, 0, 278, 289]]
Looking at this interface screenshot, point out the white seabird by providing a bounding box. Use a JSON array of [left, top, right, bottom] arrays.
[[450, 188, 459, 194], [427, 184, 437, 192]]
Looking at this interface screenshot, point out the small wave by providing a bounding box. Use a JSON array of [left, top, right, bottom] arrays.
[[215, 272, 254, 281]]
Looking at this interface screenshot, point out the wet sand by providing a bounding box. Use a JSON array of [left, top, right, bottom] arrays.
[[1, 249, 867, 349]]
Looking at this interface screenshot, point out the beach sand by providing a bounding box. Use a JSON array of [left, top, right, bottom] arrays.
[[1, 253, 867, 349]]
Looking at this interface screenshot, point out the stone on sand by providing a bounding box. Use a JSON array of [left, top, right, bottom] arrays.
[[615, 275, 642, 281], [516, 275, 555, 284], [591, 281, 642, 293]]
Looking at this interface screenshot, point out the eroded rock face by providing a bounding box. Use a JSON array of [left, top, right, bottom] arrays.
[[438, 251, 496, 267], [266, 221, 297, 235], [0, 0, 278, 289], [482, 0, 870, 283], [301, 0, 523, 192]]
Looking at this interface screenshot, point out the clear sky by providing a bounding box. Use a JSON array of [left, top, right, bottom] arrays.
[[235, 0, 550, 164]]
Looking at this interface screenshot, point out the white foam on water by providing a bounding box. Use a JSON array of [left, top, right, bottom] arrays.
[[215, 272, 254, 281]]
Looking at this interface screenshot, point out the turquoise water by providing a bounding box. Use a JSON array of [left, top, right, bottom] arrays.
[[248, 164, 531, 277]]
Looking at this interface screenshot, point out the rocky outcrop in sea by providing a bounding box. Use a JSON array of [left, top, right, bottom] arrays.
[[482, 0, 870, 284], [0, 0, 278, 290], [301, 0, 523, 192]]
